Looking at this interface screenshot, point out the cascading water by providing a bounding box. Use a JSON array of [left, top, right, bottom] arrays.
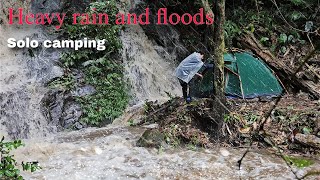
[[121, 25, 182, 105], [0, 25, 64, 139]]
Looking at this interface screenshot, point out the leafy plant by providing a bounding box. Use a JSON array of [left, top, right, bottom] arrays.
[[224, 113, 241, 123], [49, 73, 76, 90], [290, 0, 305, 6], [279, 33, 288, 44], [224, 20, 241, 45], [0, 137, 41, 179], [290, 11, 304, 21], [260, 37, 270, 46], [163, 124, 181, 147], [57, 0, 129, 126]]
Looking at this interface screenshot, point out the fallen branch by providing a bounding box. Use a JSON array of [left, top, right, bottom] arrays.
[[239, 33, 320, 99], [294, 45, 319, 75], [305, 64, 320, 81], [294, 133, 320, 149]]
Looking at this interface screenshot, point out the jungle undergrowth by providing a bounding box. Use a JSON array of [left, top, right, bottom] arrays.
[[49, 0, 129, 126], [225, 0, 318, 54], [0, 137, 41, 179]]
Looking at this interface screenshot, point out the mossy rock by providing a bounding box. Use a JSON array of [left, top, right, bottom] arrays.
[[136, 129, 165, 148], [284, 155, 314, 168]]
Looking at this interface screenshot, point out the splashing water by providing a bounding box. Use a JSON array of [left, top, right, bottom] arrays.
[[121, 25, 182, 105], [0, 25, 57, 139], [13, 125, 305, 180]]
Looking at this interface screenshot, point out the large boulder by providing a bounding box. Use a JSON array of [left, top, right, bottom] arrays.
[[31, 0, 91, 14]]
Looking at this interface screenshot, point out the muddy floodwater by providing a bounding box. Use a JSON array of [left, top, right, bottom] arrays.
[[12, 125, 318, 180]]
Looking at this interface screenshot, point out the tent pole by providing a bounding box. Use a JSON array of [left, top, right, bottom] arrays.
[[271, 71, 288, 94], [234, 56, 245, 99], [239, 76, 245, 99]]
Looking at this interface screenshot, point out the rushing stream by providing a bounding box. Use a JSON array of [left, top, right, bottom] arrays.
[[14, 125, 311, 180]]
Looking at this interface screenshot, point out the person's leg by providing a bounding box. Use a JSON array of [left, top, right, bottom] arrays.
[[186, 83, 192, 103], [179, 79, 188, 100], [187, 83, 191, 98]]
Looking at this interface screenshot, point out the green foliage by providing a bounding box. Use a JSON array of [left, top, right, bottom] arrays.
[[77, 59, 128, 125], [290, 0, 305, 6], [0, 0, 31, 24], [225, 0, 318, 52], [279, 33, 288, 44], [225, 8, 275, 47], [290, 11, 305, 21], [224, 113, 240, 123], [284, 155, 314, 168], [163, 124, 181, 147], [0, 137, 41, 179], [49, 73, 76, 90], [302, 127, 312, 134], [128, 119, 134, 126], [57, 0, 128, 126], [224, 20, 241, 45]]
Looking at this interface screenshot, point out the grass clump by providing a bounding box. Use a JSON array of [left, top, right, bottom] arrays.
[[52, 0, 129, 126]]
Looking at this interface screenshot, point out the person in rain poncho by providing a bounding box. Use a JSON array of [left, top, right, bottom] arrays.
[[175, 52, 205, 103]]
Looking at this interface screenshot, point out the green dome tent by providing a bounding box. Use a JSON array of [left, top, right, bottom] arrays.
[[191, 51, 284, 98]]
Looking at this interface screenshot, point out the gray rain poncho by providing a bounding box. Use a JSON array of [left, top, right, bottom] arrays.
[[175, 52, 204, 83]]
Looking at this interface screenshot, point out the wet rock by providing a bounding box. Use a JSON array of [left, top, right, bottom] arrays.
[[74, 122, 85, 130], [31, 0, 64, 14], [48, 66, 64, 81], [62, 102, 82, 129], [41, 90, 65, 129], [71, 85, 96, 97], [136, 129, 165, 148], [31, 0, 90, 14], [23, 33, 63, 85], [0, 90, 35, 139], [41, 90, 83, 130]]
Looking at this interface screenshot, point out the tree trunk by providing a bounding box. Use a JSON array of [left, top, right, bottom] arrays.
[[213, 0, 226, 104], [201, 0, 226, 103]]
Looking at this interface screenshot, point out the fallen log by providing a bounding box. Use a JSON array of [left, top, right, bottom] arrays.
[[295, 133, 320, 149], [239, 33, 320, 99], [305, 64, 320, 81]]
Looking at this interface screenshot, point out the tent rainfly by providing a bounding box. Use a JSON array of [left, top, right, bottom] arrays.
[[191, 51, 284, 98]]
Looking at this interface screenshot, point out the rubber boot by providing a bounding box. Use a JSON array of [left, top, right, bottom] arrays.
[[186, 96, 192, 104]]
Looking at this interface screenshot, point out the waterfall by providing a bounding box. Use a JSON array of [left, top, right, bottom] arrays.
[[0, 22, 182, 138], [121, 25, 182, 106], [0, 25, 63, 139]]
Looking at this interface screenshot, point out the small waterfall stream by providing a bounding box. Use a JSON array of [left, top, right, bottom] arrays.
[[121, 25, 182, 105], [0, 25, 62, 139]]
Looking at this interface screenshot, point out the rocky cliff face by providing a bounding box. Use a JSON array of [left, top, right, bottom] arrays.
[[0, 25, 63, 139], [0, 0, 183, 138]]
